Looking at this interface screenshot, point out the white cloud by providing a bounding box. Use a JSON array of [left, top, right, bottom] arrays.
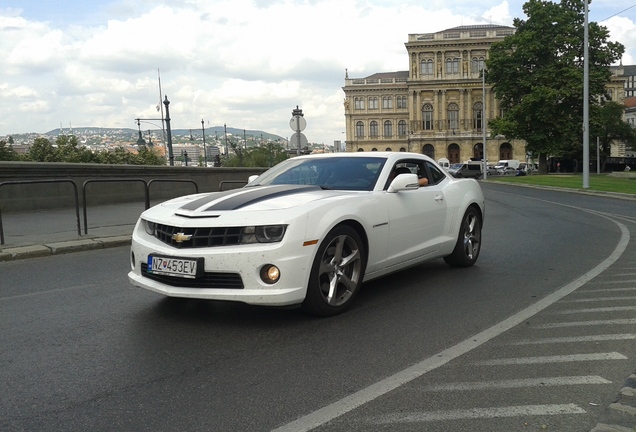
[[0, 0, 634, 142]]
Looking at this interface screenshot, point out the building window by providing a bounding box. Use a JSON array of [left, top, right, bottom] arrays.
[[422, 103, 434, 130], [398, 120, 407, 136], [397, 95, 408, 109], [382, 96, 393, 109], [356, 121, 364, 137], [354, 98, 365, 110], [383, 120, 393, 137], [370, 121, 379, 137], [420, 59, 434, 76], [423, 144, 435, 158], [369, 97, 379, 109], [471, 57, 485, 74], [473, 102, 483, 130], [446, 58, 460, 75], [447, 103, 459, 130]]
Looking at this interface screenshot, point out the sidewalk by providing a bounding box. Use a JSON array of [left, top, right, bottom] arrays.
[[0, 201, 144, 261]]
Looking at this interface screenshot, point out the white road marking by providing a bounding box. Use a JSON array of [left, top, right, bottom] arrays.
[[535, 319, 636, 328], [512, 334, 636, 345], [558, 306, 636, 313], [473, 352, 627, 366], [370, 404, 586, 424], [564, 296, 636, 302], [422, 376, 611, 391], [271, 215, 629, 432]]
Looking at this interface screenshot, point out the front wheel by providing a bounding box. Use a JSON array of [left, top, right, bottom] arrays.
[[302, 225, 366, 316], [443, 206, 482, 267]]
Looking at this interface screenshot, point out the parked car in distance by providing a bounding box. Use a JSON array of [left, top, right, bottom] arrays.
[[448, 162, 482, 179], [498, 166, 518, 176], [495, 159, 521, 171], [485, 165, 500, 176], [128, 152, 485, 316]]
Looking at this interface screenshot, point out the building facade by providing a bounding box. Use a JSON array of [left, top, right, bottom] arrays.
[[343, 25, 627, 165]]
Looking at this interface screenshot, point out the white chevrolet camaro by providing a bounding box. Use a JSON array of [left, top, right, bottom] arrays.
[[128, 152, 485, 316]]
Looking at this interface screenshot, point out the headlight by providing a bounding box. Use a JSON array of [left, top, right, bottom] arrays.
[[143, 219, 156, 235], [255, 225, 286, 243], [240, 225, 287, 244]]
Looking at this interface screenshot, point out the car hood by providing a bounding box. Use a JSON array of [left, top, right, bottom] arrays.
[[150, 185, 356, 219]]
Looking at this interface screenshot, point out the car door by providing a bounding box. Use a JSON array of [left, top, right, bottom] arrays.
[[385, 161, 447, 267]]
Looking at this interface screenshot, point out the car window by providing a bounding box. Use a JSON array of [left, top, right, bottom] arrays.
[[425, 161, 446, 185], [257, 157, 385, 191]]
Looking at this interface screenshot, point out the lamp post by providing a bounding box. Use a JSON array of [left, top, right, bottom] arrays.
[[135, 119, 146, 150], [482, 67, 488, 180], [582, 0, 590, 188], [164, 96, 175, 166], [201, 119, 207, 167]]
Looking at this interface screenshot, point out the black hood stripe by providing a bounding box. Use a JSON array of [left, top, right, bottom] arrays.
[[179, 185, 321, 212]]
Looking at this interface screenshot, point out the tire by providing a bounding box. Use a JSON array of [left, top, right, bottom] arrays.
[[302, 225, 366, 316], [443, 206, 482, 267]]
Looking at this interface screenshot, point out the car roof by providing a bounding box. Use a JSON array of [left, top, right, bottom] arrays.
[[294, 152, 435, 163]]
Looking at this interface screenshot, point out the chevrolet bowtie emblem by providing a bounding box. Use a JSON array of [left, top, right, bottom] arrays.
[[172, 232, 193, 243]]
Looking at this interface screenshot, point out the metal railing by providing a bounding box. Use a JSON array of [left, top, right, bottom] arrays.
[[0, 178, 201, 243], [82, 179, 148, 235], [0, 179, 81, 245]]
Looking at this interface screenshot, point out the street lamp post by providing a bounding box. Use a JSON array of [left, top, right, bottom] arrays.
[[136, 119, 146, 149], [164, 96, 175, 166], [482, 67, 488, 180], [201, 119, 207, 167]]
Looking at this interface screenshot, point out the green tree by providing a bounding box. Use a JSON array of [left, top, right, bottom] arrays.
[[54, 135, 97, 163], [588, 101, 636, 170], [0, 140, 20, 161], [25, 137, 57, 162], [487, 0, 624, 173], [224, 143, 288, 167]]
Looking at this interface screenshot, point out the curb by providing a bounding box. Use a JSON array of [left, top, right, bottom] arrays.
[[0, 235, 131, 262], [591, 374, 636, 432]]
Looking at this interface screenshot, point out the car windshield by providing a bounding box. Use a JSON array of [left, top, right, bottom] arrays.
[[248, 156, 386, 191], [450, 164, 463, 169]]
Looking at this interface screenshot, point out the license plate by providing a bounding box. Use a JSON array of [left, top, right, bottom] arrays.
[[148, 255, 201, 279]]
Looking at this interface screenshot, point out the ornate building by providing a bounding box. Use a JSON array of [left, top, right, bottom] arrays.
[[342, 24, 627, 165]]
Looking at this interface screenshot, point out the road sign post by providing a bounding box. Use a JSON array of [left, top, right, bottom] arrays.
[[290, 106, 306, 155]]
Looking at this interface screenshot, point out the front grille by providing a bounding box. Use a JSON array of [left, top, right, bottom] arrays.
[[154, 223, 245, 248], [141, 263, 244, 289]]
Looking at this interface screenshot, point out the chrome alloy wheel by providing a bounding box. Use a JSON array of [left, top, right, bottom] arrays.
[[462, 211, 481, 261], [318, 234, 363, 306]]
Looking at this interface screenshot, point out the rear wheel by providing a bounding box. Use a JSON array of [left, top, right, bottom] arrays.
[[302, 225, 366, 316], [443, 206, 482, 267]]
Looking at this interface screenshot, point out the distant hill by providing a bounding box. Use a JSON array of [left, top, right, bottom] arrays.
[[43, 126, 285, 141]]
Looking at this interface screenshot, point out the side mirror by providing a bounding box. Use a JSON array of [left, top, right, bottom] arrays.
[[247, 175, 259, 184], [388, 173, 419, 193]]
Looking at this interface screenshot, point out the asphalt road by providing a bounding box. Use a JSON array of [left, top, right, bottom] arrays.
[[1, 184, 635, 432]]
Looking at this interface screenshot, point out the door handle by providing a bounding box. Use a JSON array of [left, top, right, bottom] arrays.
[[435, 195, 444, 202]]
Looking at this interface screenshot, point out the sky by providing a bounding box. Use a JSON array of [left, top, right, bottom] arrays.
[[1, 0, 635, 145]]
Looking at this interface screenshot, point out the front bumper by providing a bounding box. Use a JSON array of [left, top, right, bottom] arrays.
[[128, 223, 316, 307]]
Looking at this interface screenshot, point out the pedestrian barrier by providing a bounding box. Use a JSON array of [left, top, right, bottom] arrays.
[[219, 180, 247, 191], [82, 179, 148, 235], [0, 178, 201, 243], [0, 179, 81, 245]]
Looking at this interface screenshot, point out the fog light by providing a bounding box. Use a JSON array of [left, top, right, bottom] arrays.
[[260, 265, 280, 284]]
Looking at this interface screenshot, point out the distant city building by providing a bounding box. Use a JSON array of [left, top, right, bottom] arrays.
[[343, 25, 628, 164], [611, 64, 636, 98]]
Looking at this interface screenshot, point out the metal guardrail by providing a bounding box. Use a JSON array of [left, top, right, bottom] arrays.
[[81, 179, 148, 235], [0, 179, 81, 245], [147, 179, 198, 209], [0, 178, 203, 243], [219, 180, 247, 191]]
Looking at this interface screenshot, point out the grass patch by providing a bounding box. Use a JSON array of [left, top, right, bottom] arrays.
[[486, 173, 636, 195]]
